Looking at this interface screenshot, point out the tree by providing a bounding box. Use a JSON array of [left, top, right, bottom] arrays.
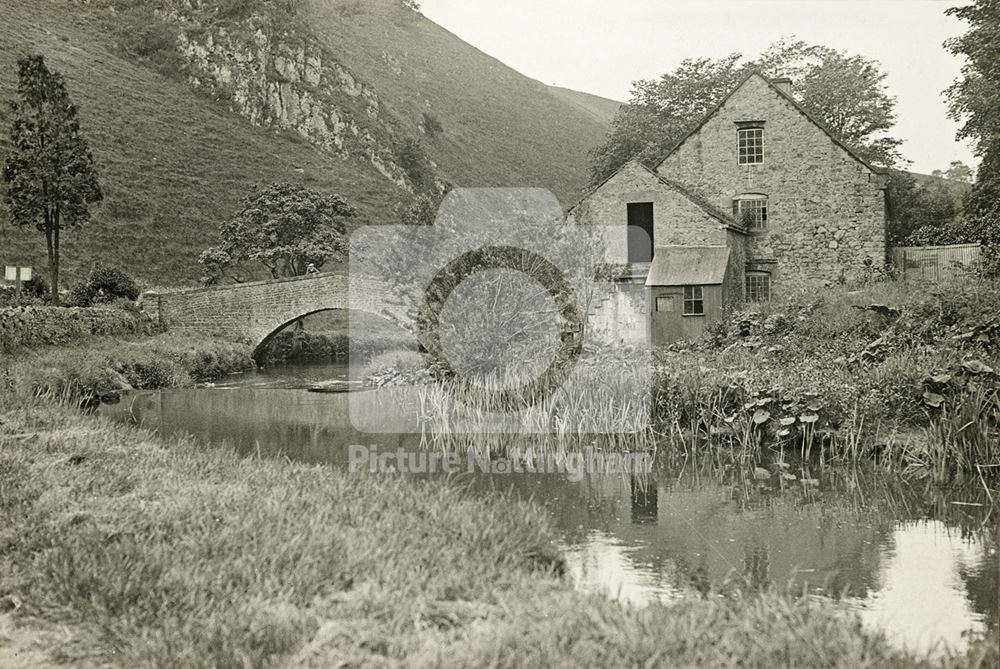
[[2, 55, 102, 303], [944, 0, 1000, 274], [199, 183, 355, 285], [589, 39, 903, 184], [886, 170, 963, 245], [945, 160, 974, 183]]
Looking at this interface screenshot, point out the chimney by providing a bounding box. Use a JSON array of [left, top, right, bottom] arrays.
[[772, 77, 793, 95]]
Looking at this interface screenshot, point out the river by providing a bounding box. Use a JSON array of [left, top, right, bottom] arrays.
[[100, 361, 999, 656]]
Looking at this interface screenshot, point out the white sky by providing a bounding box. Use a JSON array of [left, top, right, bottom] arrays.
[[419, 0, 977, 175]]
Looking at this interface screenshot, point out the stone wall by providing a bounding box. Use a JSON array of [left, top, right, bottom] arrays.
[[148, 272, 409, 355], [571, 161, 732, 263], [586, 281, 647, 347], [0, 307, 148, 353], [657, 74, 888, 293]]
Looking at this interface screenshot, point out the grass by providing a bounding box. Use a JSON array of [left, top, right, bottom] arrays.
[[1, 379, 997, 666], [0, 0, 614, 288], [0, 0, 404, 287], [303, 0, 613, 206], [2, 332, 255, 405]]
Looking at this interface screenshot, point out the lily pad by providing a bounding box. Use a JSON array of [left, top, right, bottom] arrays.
[[752, 409, 771, 425]]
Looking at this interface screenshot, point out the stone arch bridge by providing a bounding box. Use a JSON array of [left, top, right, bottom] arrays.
[[144, 272, 411, 358]]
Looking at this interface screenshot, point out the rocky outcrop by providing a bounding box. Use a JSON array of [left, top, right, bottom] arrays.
[[168, 12, 415, 190]]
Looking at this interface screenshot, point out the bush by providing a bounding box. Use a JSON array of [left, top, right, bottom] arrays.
[[69, 264, 141, 307]]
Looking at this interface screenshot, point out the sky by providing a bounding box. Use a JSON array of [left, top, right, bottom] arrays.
[[418, 0, 977, 176]]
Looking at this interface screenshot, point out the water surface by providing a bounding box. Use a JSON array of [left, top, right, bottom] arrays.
[[102, 362, 999, 655]]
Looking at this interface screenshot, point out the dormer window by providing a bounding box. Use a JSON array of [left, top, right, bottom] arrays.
[[737, 123, 764, 165], [733, 194, 768, 230]]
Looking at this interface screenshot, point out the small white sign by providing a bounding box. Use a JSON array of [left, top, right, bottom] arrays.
[[20, 267, 31, 281], [4, 266, 16, 282]]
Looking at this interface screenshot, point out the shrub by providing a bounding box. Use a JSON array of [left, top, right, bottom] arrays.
[[70, 264, 141, 307]]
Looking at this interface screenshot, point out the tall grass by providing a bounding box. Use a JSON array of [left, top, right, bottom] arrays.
[[2, 333, 255, 406], [1, 382, 996, 667]]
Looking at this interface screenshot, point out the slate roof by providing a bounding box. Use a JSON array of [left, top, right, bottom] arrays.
[[645, 246, 731, 287], [652, 71, 884, 175]]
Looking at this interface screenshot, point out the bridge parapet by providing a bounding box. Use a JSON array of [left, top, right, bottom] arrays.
[[145, 272, 411, 354]]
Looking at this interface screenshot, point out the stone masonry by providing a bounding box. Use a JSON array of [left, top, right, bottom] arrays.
[[657, 73, 888, 290], [147, 272, 408, 356], [570, 161, 745, 262]]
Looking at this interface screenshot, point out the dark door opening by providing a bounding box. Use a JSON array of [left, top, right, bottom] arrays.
[[627, 202, 654, 263]]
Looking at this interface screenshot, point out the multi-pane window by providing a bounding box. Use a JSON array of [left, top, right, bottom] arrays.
[[656, 295, 675, 313], [682, 286, 704, 315], [738, 127, 763, 164], [735, 195, 768, 230], [746, 273, 772, 302]]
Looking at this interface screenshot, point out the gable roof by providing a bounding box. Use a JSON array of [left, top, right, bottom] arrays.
[[567, 160, 746, 233], [652, 71, 884, 175], [646, 246, 730, 286]]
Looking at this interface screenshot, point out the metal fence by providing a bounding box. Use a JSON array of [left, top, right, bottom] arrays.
[[889, 243, 982, 283]]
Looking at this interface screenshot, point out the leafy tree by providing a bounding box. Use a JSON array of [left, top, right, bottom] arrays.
[[2, 55, 102, 303], [944, 0, 1000, 274], [199, 183, 355, 285], [945, 160, 975, 183], [589, 39, 903, 184], [886, 170, 963, 245]]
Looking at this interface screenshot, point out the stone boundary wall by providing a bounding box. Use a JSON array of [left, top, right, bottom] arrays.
[[0, 306, 149, 353]]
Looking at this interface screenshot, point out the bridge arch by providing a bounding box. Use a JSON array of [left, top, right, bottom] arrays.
[[145, 272, 412, 357]]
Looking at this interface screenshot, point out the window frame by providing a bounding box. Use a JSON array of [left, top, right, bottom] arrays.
[[655, 295, 676, 313], [682, 285, 705, 316], [737, 125, 764, 165], [734, 194, 769, 231], [746, 272, 772, 303]]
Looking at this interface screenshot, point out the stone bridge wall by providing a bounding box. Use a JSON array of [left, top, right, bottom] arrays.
[[145, 272, 409, 354]]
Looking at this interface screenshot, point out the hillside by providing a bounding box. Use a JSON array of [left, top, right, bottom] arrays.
[[547, 86, 622, 127], [0, 0, 406, 286], [303, 0, 614, 205], [0, 0, 612, 287]]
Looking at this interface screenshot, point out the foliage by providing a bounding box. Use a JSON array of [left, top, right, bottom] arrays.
[[589, 39, 903, 184], [886, 170, 964, 245], [68, 263, 141, 307], [2, 55, 103, 302], [945, 0, 1000, 276], [199, 182, 355, 284], [394, 136, 436, 191], [5, 332, 255, 405]]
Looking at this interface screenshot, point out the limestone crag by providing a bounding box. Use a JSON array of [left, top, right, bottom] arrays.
[[173, 16, 413, 190]]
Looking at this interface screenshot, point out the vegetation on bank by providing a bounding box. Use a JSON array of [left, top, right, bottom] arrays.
[[366, 279, 1000, 486], [0, 366, 997, 667], [3, 333, 254, 405]]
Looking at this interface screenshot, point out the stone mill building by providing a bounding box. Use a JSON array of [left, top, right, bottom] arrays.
[[570, 72, 889, 346]]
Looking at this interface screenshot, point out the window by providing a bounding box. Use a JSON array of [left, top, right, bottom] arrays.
[[737, 126, 763, 165], [627, 202, 654, 263], [656, 295, 675, 313], [734, 194, 768, 230], [746, 273, 772, 302], [683, 286, 704, 315]]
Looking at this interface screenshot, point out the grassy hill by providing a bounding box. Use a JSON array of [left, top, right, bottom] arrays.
[[547, 86, 622, 127], [0, 0, 612, 288], [303, 0, 612, 205], [0, 0, 406, 286]]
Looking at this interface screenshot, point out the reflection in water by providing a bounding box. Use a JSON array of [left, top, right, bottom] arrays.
[[854, 521, 996, 654], [101, 363, 999, 655]]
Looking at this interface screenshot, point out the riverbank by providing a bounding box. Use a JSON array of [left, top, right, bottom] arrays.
[[1, 337, 997, 666]]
